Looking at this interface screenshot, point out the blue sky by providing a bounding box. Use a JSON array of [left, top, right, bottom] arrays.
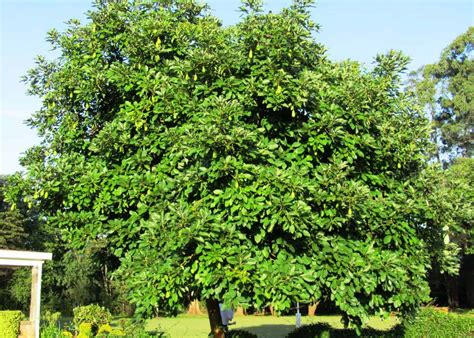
[[1, 0, 472, 174]]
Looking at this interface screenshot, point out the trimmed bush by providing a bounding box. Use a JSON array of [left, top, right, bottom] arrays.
[[227, 329, 258, 338], [73, 304, 111, 334], [403, 307, 474, 338], [0, 310, 23, 338]]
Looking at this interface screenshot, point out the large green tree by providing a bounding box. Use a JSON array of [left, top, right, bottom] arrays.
[[410, 27, 473, 159], [7, 0, 446, 333]]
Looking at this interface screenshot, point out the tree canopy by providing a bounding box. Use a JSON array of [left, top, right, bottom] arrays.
[[7, 0, 447, 331]]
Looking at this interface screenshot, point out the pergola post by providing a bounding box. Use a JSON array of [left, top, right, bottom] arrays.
[[29, 263, 43, 338], [0, 250, 52, 338]]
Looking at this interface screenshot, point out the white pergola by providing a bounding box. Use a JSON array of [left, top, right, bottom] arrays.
[[0, 250, 52, 338]]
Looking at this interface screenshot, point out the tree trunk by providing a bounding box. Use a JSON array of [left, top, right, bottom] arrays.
[[269, 305, 275, 316], [235, 306, 245, 316], [188, 299, 204, 315], [308, 301, 320, 316], [206, 299, 224, 337]]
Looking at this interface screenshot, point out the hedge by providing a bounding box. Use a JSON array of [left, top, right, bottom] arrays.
[[73, 304, 112, 334], [285, 308, 474, 337], [403, 307, 474, 338], [285, 322, 403, 337], [0, 311, 23, 338]]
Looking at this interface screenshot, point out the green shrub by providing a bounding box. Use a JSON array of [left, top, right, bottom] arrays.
[[403, 307, 474, 338], [227, 329, 258, 338], [0, 310, 23, 338], [41, 309, 62, 338], [42, 310, 61, 326], [41, 324, 63, 338], [73, 304, 111, 335], [285, 323, 332, 338], [285, 322, 403, 337]]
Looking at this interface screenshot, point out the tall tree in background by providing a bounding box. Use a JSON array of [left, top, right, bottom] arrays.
[[409, 27, 473, 308], [6, 0, 454, 334], [410, 27, 473, 160], [0, 177, 33, 311]]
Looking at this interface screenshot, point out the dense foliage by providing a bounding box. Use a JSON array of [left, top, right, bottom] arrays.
[[423, 158, 473, 307], [0, 177, 31, 250], [444, 158, 474, 257], [7, 0, 451, 330], [416, 159, 473, 278]]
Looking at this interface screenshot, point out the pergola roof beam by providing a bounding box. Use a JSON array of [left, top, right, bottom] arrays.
[[0, 250, 52, 261]]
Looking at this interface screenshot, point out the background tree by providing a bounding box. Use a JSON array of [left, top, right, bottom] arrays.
[[2, 176, 125, 314], [0, 176, 36, 312], [409, 27, 473, 160], [7, 0, 448, 333], [409, 27, 473, 308]]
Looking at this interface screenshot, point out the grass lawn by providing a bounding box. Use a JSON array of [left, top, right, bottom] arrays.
[[147, 314, 398, 338]]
